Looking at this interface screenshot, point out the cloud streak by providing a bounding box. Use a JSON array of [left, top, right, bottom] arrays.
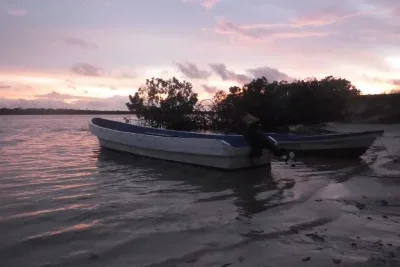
[[210, 17, 335, 42], [35, 91, 99, 100], [0, 83, 12, 89]]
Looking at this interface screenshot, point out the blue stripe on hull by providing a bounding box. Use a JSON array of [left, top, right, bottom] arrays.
[[92, 118, 249, 147], [91, 118, 384, 148]]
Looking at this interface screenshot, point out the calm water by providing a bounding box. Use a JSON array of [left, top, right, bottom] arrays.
[[1, 115, 400, 267]]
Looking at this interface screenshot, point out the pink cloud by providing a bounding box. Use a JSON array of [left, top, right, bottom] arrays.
[[289, 4, 381, 27], [201, 0, 219, 9], [362, 76, 400, 91], [181, 0, 219, 9], [208, 4, 397, 45], [211, 17, 334, 42], [35, 91, 98, 100], [391, 79, 400, 86], [6, 8, 28, 16]]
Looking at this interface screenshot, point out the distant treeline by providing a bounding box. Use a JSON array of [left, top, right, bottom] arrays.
[[347, 93, 400, 123], [0, 108, 133, 115]]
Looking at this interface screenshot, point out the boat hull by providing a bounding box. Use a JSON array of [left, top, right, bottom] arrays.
[[273, 130, 383, 158], [89, 119, 271, 170], [97, 138, 271, 170]]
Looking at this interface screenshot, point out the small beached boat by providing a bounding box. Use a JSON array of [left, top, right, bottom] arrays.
[[266, 130, 384, 158], [89, 118, 272, 170]]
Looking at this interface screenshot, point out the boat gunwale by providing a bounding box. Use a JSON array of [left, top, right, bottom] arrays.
[[276, 131, 384, 144], [90, 118, 384, 143], [89, 118, 236, 148]]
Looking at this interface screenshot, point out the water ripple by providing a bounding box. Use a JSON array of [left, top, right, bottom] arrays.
[[1, 115, 400, 267]]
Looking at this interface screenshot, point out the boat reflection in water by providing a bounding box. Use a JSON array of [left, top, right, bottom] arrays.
[[94, 148, 295, 219]]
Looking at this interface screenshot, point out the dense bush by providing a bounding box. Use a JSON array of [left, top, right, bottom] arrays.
[[127, 75, 361, 133], [126, 77, 202, 131]]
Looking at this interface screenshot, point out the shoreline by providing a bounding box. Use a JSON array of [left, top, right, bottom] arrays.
[[0, 108, 133, 116]]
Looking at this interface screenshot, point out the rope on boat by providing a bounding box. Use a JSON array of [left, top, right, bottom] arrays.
[[334, 169, 400, 179], [328, 137, 400, 178], [78, 130, 90, 142], [378, 136, 398, 163]]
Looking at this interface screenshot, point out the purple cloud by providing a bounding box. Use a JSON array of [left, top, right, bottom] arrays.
[[209, 63, 251, 84], [207, 63, 292, 84], [175, 61, 212, 79], [70, 63, 103, 77], [65, 79, 77, 90], [247, 66, 292, 82], [201, 84, 219, 94], [0, 84, 12, 89], [63, 37, 99, 49], [117, 73, 137, 80]]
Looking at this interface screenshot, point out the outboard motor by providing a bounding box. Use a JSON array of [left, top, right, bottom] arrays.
[[242, 113, 295, 165]]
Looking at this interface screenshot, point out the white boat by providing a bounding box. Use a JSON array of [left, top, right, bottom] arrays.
[[89, 118, 272, 170]]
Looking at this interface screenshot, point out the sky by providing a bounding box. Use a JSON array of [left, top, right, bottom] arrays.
[[1, 0, 400, 110]]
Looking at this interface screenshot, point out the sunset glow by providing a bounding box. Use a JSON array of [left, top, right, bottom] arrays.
[[386, 57, 400, 70], [1, 0, 400, 110]]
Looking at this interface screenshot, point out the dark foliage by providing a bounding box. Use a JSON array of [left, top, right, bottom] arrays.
[[126, 77, 201, 131], [213, 76, 361, 133], [127, 75, 362, 133]]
